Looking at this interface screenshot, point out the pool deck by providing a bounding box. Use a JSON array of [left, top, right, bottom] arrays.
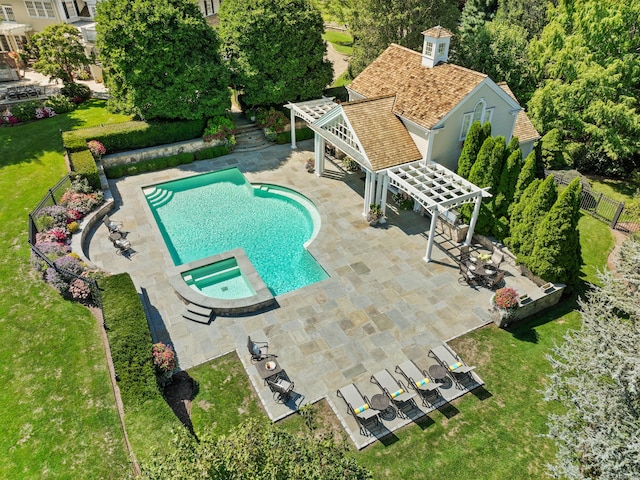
[[87, 140, 541, 448]]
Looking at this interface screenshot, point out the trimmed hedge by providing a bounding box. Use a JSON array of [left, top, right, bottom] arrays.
[[68, 149, 101, 190], [104, 144, 231, 179], [62, 118, 207, 154], [100, 273, 158, 405], [276, 127, 314, 145]]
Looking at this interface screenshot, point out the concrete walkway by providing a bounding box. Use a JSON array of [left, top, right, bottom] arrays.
[[85, 141, 538, 447]]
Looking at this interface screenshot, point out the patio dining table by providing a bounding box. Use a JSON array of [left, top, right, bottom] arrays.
[[466, 260, 497, 278]]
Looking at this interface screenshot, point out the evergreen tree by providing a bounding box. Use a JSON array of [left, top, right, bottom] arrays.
[[219, 0, 332, 108], [507, 175, 557, 260], [545, 234, 640, 479], [505, 136, 520, 158], [487, 135, 506, 189], [468, 136, 495, 189], [492, 147, 523, 239], [529, 177, 582, 289], [457, 121, 486, 179], [96, 0, 230, 120], [509, 150, 536, 213]]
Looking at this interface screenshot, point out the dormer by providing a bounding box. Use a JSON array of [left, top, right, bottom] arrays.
[[421, 26, 453, 68]]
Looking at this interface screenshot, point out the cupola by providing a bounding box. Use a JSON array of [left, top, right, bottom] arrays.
[[421, 26, 453, 68]]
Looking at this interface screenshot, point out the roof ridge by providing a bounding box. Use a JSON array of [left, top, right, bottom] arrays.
[[342, 95, 396, 107]]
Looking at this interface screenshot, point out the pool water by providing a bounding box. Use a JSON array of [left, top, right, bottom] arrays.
[[182, 258, 256, 300], [144, 168, 328, 296]]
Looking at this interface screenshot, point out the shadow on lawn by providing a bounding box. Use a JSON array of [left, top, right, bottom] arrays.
[[506, 294, 580, 344]]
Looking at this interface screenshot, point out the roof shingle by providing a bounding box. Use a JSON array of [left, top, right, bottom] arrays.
[[497, 83, 540, 143]]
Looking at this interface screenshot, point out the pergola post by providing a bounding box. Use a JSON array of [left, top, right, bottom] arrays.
[[290, 108, 297, 149], [380, 173, 389, 215], [363, 170, 373, 216], [374, 172, 384, 204], [423, 206, 438, 262], [465, 196, 483, 246], [314, 134, 324, 176]]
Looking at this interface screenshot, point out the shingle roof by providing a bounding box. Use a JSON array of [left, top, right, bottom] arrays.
[[497, 83, 540, 143], [422, 26, 453, 38], [341, 96, 423, 171], [349, 44, 487, 129]]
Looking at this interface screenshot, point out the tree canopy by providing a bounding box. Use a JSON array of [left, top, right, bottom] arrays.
[[96, 0, 230, 120], [347, 0, 459, 78], [218, 0, 332, 108], [28, 23, 89, 84], [527, 0, 640, 176], [140, 418, 372, 479], [545, 234, 640, 478]]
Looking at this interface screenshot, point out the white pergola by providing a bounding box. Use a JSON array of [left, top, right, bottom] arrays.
[[387, 160, 490, 262], [285, 98, 339, 149]]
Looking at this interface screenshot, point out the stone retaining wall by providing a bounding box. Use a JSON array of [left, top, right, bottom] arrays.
[[102, 138, 224, 168], [491, 282, 566, 328]]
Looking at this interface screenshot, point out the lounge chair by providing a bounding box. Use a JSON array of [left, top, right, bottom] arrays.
[[267, 375, 294, 403], [103, 215, 123, 233], [370, 369, 417, 415], [395, 360, 440, 406], [428, 344, 476, 389], [247, 336, 269, 362], [337, 383, 380, 434]]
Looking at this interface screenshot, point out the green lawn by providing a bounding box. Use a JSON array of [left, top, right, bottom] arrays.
[[587, 175, 640, 206], [323, 30, 354, 55], [0, 101, 132, 479]]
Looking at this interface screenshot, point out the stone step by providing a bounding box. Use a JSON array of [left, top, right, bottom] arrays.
[[182, 309, 212, 324], [186, 302, 213, 317]]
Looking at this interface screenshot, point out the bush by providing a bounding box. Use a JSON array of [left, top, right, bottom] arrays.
[[275, 127, 314, 144], [67, 221, 79, 233], [60, 190, 104, 215], [101, 274, 158, 405], [10, 100, 42, 122], [60, 82, 91, 102], [69, 149, 100, 190], [36, 205, 68, 229], [203, 115, 235, 143], [87, 140, 106, 158], [255, 107, 287, 132], [494, 287, 519, 309], [195, 144, 231, 160], [62, 118, 207, 154], [45, 94, 76, 114], [152, 342, 177, 386]]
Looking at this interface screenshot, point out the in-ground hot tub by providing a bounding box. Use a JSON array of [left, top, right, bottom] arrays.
[[183, 257, 256, 300]]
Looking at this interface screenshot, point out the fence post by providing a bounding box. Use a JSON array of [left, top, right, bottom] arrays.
[[610, 201, 625, 230], [49, 188, 56, 205]]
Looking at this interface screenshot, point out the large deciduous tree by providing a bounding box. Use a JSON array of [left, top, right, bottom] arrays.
[[96, 0, 230, 120], [545, 234, 640, 478], [348, 0, 459, 78], [28, 23, 89, 84], [527, 0, 640, 176], [140, 418, 372, 479], [218, 0, 332, 108]]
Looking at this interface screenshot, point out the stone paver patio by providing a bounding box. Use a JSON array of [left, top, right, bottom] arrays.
[[86, 140, 539, 448]]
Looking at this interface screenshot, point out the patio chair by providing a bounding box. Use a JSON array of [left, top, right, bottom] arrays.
[[112, 237, 132, 255], [267, 375, 294, 403], [395, 360, 441, 406], [459, 261, 478, 286], [370, 369, 417, 415], [459, 245, 470, 262], [487, 250, 503, 269], [247, 336, 269, 362], [103, 215, 123, 233], [428, 344, 476, 389], [485, 271, 506, 289], [337, 383, 380, 435]]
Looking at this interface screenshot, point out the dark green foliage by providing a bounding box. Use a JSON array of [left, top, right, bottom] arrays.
[[96, 0, 230, 120], [202, 115, 235, 143], [62, 118, 206, 154], [541, 128, 570, 169], [100, 274, 158, 405], [105, 152, 196, 178], [60, 82, 91, 101], [529, 178, 582, 290], [488, 136, 506, 189], [219, 0, 332, 108], [506, 136, 520, 157], [510, 150, 537, 209], [468, 136, 495, 189], [29, 23, 89, 84], [140, 417, 372, 479], [276, 127, 314, 144], [10, 100, 42, 122], [509, 176, 557, 262], [69, 149, 100, 190], [348, 0, 459, 78], [44, 94, 76, 114], [496, 0, 547, 38], [457, 121, 485, 179], [194, 145, 231, 160], [493, 148, 523, 238]]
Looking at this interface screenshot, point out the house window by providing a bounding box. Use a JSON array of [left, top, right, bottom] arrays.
[[424, 42, 433, 57], [1, 4, 15, 21], [437, 42, 446, 56], [460, 100, 494, 141], [0, 35, 10, 52], [24, 0, 55, 18]]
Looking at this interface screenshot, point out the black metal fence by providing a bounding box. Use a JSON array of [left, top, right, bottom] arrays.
[[548, 171, 639, 234], [29, 174, 103, 309]]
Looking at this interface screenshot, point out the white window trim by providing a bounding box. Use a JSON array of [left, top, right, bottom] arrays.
[[1, 4, 16, 21], [437, 42, 446, 55], [24, 0, 55, 18], [424, 42, 434, 57], [460, 101, 493, 141]]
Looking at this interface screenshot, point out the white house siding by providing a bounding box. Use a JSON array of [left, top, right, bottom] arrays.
[[346, 89, 365, 102], [520, 140, 535, 160], [402, 120, 429, 159], [430, 83, 519, 171]]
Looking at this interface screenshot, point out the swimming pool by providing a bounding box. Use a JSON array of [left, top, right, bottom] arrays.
[[144, 168, 328, 296]]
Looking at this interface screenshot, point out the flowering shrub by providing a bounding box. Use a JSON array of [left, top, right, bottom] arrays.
[[67, 221, 79, 234], [46, 226, 70, 244], [255, 107, 287, 133], [87, 140, 106, 158], [7, 115, 19, 125], [45, 267, 69, 294], [54, 254, 86, 275], [203, 116, 235, 144], [60, 191, 103, 214], [152, 342, 177, 386], [31, 241, 70, 272], [70, 177, 94, 194], [494, 287, 519, 310], [36, 205, 69, 228], [68, 278, 91, 301], [67, 208, 83, 221], [35, 106, 56, 119], [45, 94, 76, 114]]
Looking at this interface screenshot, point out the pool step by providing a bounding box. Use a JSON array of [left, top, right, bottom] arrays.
[[146, 188, 174, 208], [182, 303, 214, 323]]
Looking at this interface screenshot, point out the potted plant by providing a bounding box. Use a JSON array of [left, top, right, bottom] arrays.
[[366, 203, 383, 225], [492, 287, 519, 326], [305, 158, 314, 173]]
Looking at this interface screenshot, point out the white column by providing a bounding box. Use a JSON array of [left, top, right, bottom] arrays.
[[424, 206, 439, 262], [363, 170, 372, 216], [290, 108, 297, 149], [465, 196, 483, 245], [374, 172, 384, 204], [316, 136, 325, 177], [380, 173, 389, 215]]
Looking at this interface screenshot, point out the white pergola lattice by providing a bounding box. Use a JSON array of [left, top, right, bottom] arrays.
[[387, 160, 490, 262], [285, 98, 338, 149]]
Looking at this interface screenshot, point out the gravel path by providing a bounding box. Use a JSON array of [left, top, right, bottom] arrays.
[[326, 42, 349, 81]]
